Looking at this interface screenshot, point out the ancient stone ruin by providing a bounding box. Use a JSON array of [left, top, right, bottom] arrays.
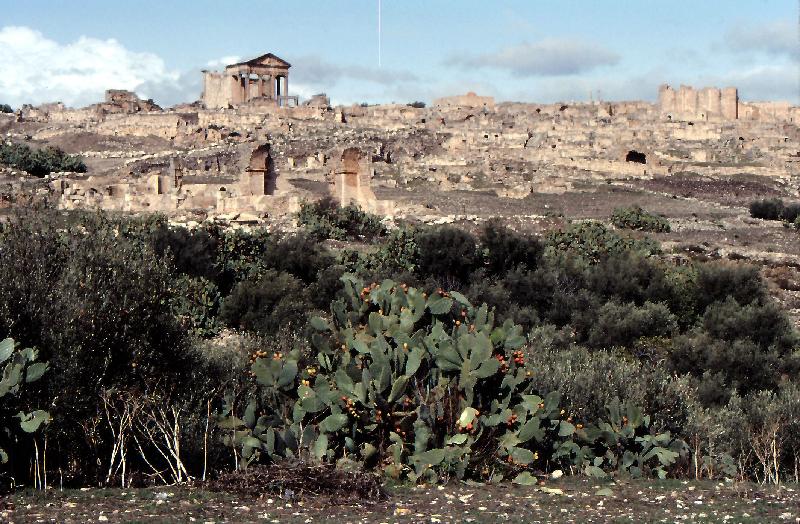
[[1, 52, 797, 228], [202, 53, 298, 109], [328, 147, 394, 215]]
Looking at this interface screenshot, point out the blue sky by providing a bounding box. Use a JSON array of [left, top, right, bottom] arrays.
[[0, 0, 796, 107]]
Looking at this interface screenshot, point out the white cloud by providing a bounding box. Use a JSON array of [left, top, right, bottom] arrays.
[[725, 21, 798, 61], [205, 55, 241, 69], [0, 26, 193, 108], [291, 55, 418, 86], [447, 39, 620, 77], [702, 64, 799, 103]]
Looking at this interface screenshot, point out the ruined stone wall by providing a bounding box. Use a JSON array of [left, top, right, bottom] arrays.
[[19, 103, 98, 124], [657, 84, 798, 122], [433, 92, 495, 109], [96, 113, 199, 140], [740, 102, 795, 123], [328, 147, 394, 214], [659, 84, 738, 121], [202, 71, 233, 109]]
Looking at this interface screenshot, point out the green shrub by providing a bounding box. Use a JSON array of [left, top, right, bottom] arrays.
[[479, 219, 543, 275], [750, 198, 785, 220], [0, 209, 191, 484], [694, 261, 765, 312], [701, 297, 797, 352], [213, 226, 273, 288], [415, 226, 479, 282], [704, 385, 800, 483], [611, 205, 671, 233], [219, 270, 312, 336], [151, 223, 222, 281], [667, 324, 798, 402], [583, 300, 678, 349], [525, 345, 691, 435], [297, 197, 386, 241], [0, 104, 12, 114], [545, 221, 660, 264], [173, 275, 223, 338], [0, 142, 86, 177], [783, 203, 800, 223], [585, 253, 674, 306], [348, 226, 420, 277]]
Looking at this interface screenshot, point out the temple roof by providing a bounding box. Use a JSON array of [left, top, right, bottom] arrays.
[[227, 53, 291, 69]]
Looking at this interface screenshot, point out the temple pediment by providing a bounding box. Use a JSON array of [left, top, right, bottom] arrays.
[[230, 53, 291, 69]]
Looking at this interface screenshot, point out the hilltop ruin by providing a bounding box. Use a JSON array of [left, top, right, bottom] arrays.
[[0, 53, 797, 233]]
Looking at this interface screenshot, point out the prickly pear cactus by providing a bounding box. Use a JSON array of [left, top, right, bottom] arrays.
[[0, 338, 50, 464], [220, 275, 686, 481]]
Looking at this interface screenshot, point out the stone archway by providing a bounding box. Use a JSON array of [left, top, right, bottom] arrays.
[[341, 148, 362, 191], [248, 143, 277, 195]]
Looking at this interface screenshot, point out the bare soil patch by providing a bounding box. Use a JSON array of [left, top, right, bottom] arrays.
[[7, 478, 799, 523]]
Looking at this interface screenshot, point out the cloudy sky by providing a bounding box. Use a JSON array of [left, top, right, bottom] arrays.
[[0, 0, 796, 108]]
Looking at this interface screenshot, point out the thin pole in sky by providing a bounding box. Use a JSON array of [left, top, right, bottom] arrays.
[[378, 0, 382, 68]]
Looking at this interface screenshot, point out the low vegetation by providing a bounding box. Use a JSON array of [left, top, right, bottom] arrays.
[[749, 197, 800, 224], [297, 197, 386, 241], [0, 104, 12, 114], [0, 205, 797, 498], [0, 141, 87, 177], [611, 205, 671, 233]]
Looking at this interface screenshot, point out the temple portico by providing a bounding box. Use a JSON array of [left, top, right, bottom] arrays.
[[202, 53, 298, 109]]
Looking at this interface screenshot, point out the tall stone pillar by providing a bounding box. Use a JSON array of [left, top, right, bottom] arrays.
[[230, 75, 240, 104], [721, 87, 738, 120], [257, 76, 264, 98]]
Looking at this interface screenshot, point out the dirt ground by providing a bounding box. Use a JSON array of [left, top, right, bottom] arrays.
[[6, 478, 800, 523]]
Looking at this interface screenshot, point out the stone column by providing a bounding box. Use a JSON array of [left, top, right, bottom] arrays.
[[257, 76, 264, 98], [230, 75, 240, 104]]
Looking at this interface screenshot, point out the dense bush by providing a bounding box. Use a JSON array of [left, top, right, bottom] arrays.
[[415, 226, 480, 283], [0, 104, 12, 114], [783, 203, 800, 223], [611, 205, 671, 233], [0, 207, 797, 488], [694, 261, 765, 312], [545, 221, 660, 264], [0, 210, 191, 484], [0, 142, 86, 177], [584, 301, 678, 349], [297, 197, 386, 241], [259, 233, 336, 283], [525, 342, 691, 434], [702, 298, 797, 352], [749, 198, 800, 222], [219, 270, 312, 336], [585, 253, 675, 306], [173, 275, 223, 338], [479, 219, 542, 274], [346, 226, 420, 277]]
